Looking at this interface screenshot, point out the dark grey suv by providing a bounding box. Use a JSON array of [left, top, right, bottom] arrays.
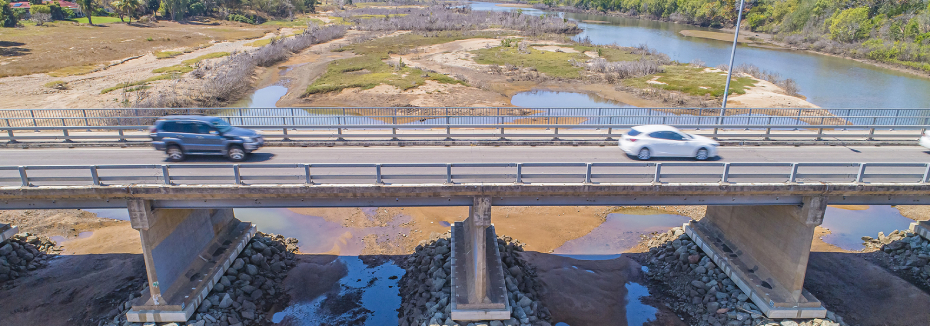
[[149, 116, 264, 162]]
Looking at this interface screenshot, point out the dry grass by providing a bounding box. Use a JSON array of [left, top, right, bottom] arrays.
[[0, 20, 276, 77], [46, 64, 100, 77]]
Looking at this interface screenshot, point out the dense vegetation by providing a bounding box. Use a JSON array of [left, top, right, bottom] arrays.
[[544, 0, 930, 72], [0, 0, 316, 27]]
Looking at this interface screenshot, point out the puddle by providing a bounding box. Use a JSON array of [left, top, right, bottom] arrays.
[[624, 282, 658, 326], [821, 205, 916, 251], [511, 90, 635, 108], [554, 212, 691, 258], [272, 257, 404, 326], [49, 231, 93, 244], [438, 221, 452, 227]]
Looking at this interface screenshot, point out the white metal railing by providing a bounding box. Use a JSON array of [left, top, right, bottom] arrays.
[[2, 162, 928, 187]]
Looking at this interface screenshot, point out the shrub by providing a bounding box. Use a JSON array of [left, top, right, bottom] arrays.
[[227, 13, 254, 24], [1, 0, 19, 27]]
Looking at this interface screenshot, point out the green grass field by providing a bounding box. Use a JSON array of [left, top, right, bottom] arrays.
[[624, 65, 756, 97], [305, 55, 465, 95], [70, 16, 126, 24], [472, 42, 589, 78]]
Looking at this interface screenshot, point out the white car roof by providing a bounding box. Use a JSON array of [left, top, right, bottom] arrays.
[[631, 125, 680, 133]]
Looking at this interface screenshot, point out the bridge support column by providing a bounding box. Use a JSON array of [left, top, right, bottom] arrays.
[[685, 196, 828, 319], [0, 223, 19, 243], [125, 199, 255, 323], [451, 196, 510, 321], [910, 221, 930, 240]]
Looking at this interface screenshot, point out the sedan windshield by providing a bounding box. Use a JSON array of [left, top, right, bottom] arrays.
[[212, 119, 233, 133]]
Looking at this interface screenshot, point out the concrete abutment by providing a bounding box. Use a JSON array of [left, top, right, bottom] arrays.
[[125, 199, 255, 323], [686, 196, 828, 319], [0, 223, 18, 243]]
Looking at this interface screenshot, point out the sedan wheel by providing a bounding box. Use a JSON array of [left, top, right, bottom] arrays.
[[637, 148, 651, 160], [695, 148, 709, 161], [227, 146, 247, 162]]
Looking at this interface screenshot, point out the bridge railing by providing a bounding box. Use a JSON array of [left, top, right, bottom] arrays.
[[1, 107, 928, 128], [0, 123, 925, 143], [2, 162, 928, 187]]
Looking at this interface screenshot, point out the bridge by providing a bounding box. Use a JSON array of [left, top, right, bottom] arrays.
[[1, 161, 930, 322], [0, 107, 927, 145]]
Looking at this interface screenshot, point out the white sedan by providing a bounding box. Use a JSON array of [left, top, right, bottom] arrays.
[[619, 125, 720, 160], [920, 130, 930, 149]]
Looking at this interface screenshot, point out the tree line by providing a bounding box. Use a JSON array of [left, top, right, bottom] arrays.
[[1, 0, 316, 26], [541, 0, 930, 71]]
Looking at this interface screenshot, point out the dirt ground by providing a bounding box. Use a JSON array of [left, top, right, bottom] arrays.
[[725, 76, 819, 109], [0, 19, 277, 77]]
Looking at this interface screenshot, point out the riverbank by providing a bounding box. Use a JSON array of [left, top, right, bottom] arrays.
[[531, 3, 930, 80]]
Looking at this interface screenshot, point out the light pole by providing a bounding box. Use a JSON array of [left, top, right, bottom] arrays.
[[716, 0, 746, 134]]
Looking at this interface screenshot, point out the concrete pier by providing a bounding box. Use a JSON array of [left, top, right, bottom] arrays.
[[125, 200, 255, 322], [685, 197, 829, 319], [451, 196, 510, 321], [0, 223, 18, 243], [911, 221, 930, 240]]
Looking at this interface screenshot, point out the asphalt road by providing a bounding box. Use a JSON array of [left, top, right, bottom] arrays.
[[0, 145, 928, 165]]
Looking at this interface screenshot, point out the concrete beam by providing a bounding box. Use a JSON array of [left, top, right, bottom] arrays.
[[686, 197, 829, 319], [1, 183, 930, 210], [0, 223, 19, 243], [451, 197, 510, 321], [127, 206, 254, 322]]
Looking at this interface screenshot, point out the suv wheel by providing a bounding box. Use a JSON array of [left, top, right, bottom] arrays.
[[227, 145, 247, 162], [166, 145, 185, 162]]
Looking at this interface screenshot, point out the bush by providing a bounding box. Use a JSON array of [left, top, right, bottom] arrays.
[[188, 1, 204, 16], [227, 13, 255, 24], [29, 4, 50, 14]]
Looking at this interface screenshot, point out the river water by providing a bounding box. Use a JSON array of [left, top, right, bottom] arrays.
[[469, 2, 930, 109]]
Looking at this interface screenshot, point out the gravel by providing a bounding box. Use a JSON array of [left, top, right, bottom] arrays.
[[0, 232, 57, 286], [639, 227, 850, 326], [398, 232, 553, 326]]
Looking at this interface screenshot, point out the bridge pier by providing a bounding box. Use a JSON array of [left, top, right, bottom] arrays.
[[451, 196, 511, 321], [685, 196, 828, 319], [0, 223, 19, 243], [910, 221, 930, 240], [125, 200, 255, 323]]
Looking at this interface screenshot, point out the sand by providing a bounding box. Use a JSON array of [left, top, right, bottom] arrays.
[[725, 76, 820, 109]]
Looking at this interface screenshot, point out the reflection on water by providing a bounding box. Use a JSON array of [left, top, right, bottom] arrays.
[[512, 91, 635, 108], [235, 208, 407, 325], [554, 211, 691, 258], [272, 257, 404, 326], [245, 85, 288, 108], [624, 282, 658, 326], [821, 205, 915, 251]]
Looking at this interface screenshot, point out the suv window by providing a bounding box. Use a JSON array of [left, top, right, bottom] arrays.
[[627, 129, 642, 136], [160, 121, 181, 132], [195, 123, 214, 134]]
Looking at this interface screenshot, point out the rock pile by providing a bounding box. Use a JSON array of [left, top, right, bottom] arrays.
[[641, 227, 849, 326], [870, 230, 930, 285], [398, 233, 553, 326], [108, 232, 299, 326], [0, 232, 57, 284]]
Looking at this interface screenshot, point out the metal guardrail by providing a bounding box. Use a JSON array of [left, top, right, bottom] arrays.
[[3, 162, 929, 187], [1, 107, 929, 128]]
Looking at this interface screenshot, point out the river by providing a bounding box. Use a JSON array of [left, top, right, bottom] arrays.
[[469, 2, 930, 109]]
